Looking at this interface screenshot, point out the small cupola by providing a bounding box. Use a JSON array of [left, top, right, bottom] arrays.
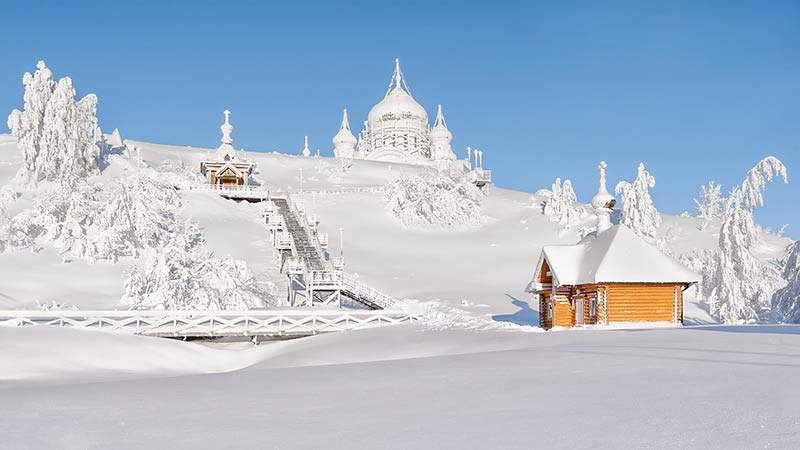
[[591, 161, 616, 233], [332, 109, 357, 158]]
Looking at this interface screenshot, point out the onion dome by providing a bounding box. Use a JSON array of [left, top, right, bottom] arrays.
[[429, 104, 452, 144], [367, 59, 428, 124], [333, 109, 357, 147], [301, 136, 311, 157]]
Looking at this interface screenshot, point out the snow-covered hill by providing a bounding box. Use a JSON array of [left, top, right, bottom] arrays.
[[2, 134, 800, 449], [3, 134, 790, 319]]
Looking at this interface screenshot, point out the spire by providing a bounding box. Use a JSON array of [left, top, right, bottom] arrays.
[[301, 135, 311, 157], [340, 108, 351, 132], [215, 109, 237, 160], [220, 110, 233, 146], [385, 58, 412, 97], [599, 161, 608, 194], [433, 104, 448, 129]]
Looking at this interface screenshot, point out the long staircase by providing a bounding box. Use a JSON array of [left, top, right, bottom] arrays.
[[267, 194, 398, 310], [271, 198, 325, 270]]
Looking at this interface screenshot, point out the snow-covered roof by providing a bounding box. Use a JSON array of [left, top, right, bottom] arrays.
[[332, 109, 357, 147], [532, 224, 699, 289], [367, 59, 428, 123], [214, 162, 244, 178]]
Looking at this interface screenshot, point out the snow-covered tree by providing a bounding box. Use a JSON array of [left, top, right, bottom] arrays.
[[539, 178, 585, 228], [6, 61, 100, 184], [385, 172, 484, 226], [678, 248, 719, 300], [6, 61, 54, 179], [0, 169, 200, 262], [122, 245, 276, 310], [156, 160, 205, 189], [694, 181, 726, 222], [0, 186, 18, 220], [615, 162, 661, 239], [771, 242, 800, 323], [703, 156, 788, 323]]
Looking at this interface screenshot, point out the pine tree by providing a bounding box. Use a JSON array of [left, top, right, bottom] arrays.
[[771, 242, 800, 323], [541, 178, 584, 227], [615, 162, 661, 239], [386, 172, 484, 226], [122, 244, 276, 310], [705, 156, 787, 323], [6, 61, 100, 184], [694, 181, 726, 222]]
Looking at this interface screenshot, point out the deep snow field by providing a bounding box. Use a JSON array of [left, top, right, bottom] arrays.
[[1, 134, 799, 450]]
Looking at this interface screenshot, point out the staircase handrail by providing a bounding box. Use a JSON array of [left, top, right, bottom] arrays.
[[341, 273, 397, 309]]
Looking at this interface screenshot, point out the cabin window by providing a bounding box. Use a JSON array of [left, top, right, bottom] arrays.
[[547, 301, 553, 319], [589, 298, 597, 317]]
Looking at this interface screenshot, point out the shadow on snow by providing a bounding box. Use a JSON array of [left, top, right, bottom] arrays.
[[492, 295, 539, 326]]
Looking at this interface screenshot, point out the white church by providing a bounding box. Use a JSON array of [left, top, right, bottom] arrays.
[[331, 59, 459, 166]]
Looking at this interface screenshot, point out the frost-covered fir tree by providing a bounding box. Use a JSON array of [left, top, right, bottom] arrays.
[[0, 169, 200, 262], [615, 162, 661, 240], [6, 61, 100, 184], [385, 172, 484, 226], [122, 245, 276, 310], [540, 178, 584, 227], [694, 181, 726, 222], [771, 241, 800, 323], [705, 156, 787, 323], [0, 186, 18, 220]]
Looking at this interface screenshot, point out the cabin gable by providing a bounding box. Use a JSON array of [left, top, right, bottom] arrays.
[[537, 258, 554, 291]]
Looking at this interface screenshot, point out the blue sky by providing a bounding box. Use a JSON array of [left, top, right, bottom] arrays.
[[2, 0, 798, 237]]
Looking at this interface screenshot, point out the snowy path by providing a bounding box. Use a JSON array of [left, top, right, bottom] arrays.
[[1, 325, 799, 450]]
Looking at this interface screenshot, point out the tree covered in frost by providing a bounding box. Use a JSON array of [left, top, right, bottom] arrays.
[[6, 61, 101, 184], [156, 159, 205, 189], [0, 169, 200, 262], [122, 244, 277, 310], [385, 172, 484, 226], [615, 162, 661, 240], [703, 156, 787, 323], [694, 181, 726, 222], [771, 241, 800, 323], [0, 186, 18, 220], [539, 178, 585, 228]]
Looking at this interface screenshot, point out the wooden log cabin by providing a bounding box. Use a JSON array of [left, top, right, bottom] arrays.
[[527, 224, 698, 329]]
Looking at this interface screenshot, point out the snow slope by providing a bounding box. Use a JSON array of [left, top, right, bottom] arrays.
[[5, 134, 779, 318], [1, 134, 797, 449]]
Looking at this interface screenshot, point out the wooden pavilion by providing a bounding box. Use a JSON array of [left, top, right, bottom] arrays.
[[200, 110, 254, 187]]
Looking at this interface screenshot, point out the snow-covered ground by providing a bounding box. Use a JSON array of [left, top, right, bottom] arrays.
[[1, 135, 797, 449], [2, 324, 799, 450]]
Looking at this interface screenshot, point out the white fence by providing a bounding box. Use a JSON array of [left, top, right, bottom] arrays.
[[192, 184, 269, 200], [293, 186, 386, 195], [194, 185, 385, 199], [0, 309, 418, 339]]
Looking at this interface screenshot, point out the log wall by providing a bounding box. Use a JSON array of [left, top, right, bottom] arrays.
[[537, 283, 684, 329], [604, 283, 683, 324]]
